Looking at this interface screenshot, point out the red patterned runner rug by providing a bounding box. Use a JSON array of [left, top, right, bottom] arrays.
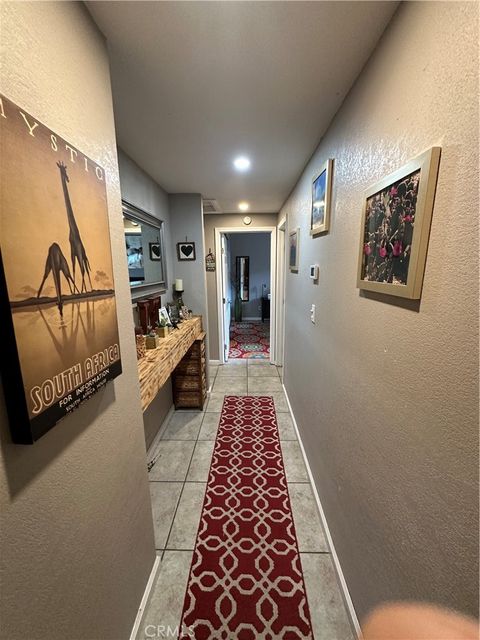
[[179, 396, 313, 639]]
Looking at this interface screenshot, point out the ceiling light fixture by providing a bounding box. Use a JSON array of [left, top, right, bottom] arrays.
[[238, 201, 249, 212], [233, 156, 251, 172]]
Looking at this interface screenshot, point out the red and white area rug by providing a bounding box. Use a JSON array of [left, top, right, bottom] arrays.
[[179, 396, 313, 639], [229, 321, 270, 359]]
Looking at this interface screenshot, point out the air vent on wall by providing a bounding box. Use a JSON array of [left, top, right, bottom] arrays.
[[203, 198, 222, 214]]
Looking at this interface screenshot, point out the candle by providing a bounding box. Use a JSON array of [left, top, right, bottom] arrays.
[[175, 279, 183, 291]]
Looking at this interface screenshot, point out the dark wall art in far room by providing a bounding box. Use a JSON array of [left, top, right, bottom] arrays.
[[289, 228, 299, 272], [0, 94, 122, 444], [357, 147, 441, 299]]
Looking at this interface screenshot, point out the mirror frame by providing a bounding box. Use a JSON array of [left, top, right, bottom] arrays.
[[236, 255, 250, 302], [122, 199, 168, 299]]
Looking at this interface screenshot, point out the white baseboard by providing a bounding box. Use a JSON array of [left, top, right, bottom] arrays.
[[282, 384, 361, 639], [129, 554, 161, 640], [242, 316, 261, 321], [209, 359, 221, 365]]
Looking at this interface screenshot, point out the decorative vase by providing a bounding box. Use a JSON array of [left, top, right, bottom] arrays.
[[135, 335, 146, 360], [145, 335, 159, 349], [148, 295, 161, 329], [137, 299, 150, 334]]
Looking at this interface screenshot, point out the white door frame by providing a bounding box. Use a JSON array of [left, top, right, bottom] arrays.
[[220, 233, 231, 362], [275, 217, 287, 368], [215, 226, 277, 365]]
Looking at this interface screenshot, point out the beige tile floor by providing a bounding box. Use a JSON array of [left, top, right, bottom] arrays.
[[139, 360, 355, 640]]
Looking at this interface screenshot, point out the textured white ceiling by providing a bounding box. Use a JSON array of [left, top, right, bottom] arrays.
[[87, 1, 398, 213]]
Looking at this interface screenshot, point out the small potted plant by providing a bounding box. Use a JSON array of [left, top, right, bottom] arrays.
[[155, 317, 169, 338], [145, 325, 160, 349]]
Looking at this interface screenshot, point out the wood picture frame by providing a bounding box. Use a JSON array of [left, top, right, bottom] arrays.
[[356, 147, 441, 299], [177, 242, 196, 261], [289, 228, 300, 272], [311, 158, 333, 235], [159, 306, 172, 326], [149, 242, 162, 261]]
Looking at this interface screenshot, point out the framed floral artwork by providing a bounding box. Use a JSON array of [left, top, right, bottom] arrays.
[[356, 147, 441, 299]]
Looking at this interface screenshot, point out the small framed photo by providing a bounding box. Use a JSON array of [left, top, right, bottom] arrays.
[[311, 159, 333, 235], [289, 228, 300, 272], [159, 306, 172, 326], [357, 147, 441, 299], [177, 242, 196, 261], [149, 242, 162, 261], [167, 303, 180, 323]]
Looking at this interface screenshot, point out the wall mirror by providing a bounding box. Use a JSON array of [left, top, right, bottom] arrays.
[[123, 200, 167, 297], [236, 256, 250, 301]]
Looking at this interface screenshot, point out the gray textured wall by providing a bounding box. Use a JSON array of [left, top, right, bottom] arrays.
[[169, 194, 210, 380], [169, 194, 208, 322], [118, 148, 174, 298], [0, 3, 156, 639], [280, 1, 479, 622], [118, 149, 174, 448]]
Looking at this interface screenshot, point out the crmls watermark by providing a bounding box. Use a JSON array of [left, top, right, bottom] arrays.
[[144, 624, 194, 638]]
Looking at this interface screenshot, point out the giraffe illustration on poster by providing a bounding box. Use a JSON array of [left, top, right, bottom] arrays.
[[37, 242, 79, 317], [57, 160, 93, 294]]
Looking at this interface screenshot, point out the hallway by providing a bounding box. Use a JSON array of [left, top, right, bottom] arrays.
[[141, 360, 354, 639], [1, 2, 478, 639]]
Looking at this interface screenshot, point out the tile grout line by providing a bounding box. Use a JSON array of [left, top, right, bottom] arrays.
[[161, 400, 211, 559], [149, 479, 208, 484], [160, 436, 198, 561]]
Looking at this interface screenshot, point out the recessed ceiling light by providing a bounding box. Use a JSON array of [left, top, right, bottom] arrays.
[[233, 156, 251, 172], [238, 202, 249, 212]]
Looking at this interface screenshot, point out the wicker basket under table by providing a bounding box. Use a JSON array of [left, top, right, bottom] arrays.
[[172, 332, 207, 409]]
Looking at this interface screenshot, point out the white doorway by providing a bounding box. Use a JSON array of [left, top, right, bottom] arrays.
[[220, 233, 231, 362], [275, 217, 286, 370], [215, 227, 277, 365]]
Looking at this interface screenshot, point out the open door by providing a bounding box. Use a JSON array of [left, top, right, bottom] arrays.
[[220, 234, 231, 362], [275, 219, 286, 371]]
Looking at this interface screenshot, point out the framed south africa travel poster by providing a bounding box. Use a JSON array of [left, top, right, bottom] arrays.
[[0, 94, 122, 443]]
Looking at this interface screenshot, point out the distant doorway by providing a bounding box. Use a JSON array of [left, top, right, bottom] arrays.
[[215, 227, 276, 364], [228, 232, 270, 360], [229, 320, 270, 360]]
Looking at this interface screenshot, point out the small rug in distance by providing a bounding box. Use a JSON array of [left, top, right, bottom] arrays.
[[179, 395, 313, 639], [229, 321, 270, 359]]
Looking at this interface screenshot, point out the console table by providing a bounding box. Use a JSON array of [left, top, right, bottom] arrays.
[[137, 316, 204, 412]]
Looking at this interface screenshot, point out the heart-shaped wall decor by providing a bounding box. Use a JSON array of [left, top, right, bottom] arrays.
[[151, 245, 161, 258], [181, 245, 193, 257]]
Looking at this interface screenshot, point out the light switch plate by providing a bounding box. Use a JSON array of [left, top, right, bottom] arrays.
[[310, 304, 316, 323]]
